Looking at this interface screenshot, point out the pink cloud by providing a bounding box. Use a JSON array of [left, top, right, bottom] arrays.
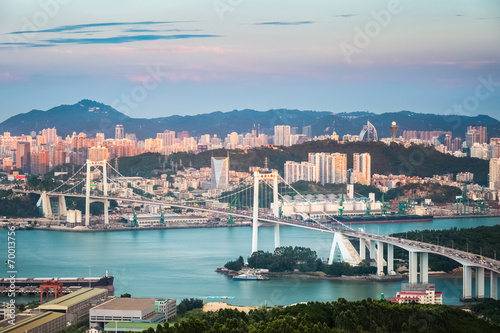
[[0, 72, 25, 82]]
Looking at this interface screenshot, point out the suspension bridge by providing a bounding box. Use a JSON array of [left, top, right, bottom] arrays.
[[17, 159, 500, 302]]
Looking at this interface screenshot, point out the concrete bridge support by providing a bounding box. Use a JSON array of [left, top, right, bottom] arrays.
[[476, 267, 485, 299], [387, 244, 394, 274], [376, 241, 384, 275], [491, 271, 498, 300], [252, 171, 259, 253], [58, 195, 67, 216], [359, 238, 366, 260], [369, 240, 376, 260], [420, 252, 429, 284], [462, 265, 473, 300], [409, 251, 418, 284], [272, 173, 280, 249]]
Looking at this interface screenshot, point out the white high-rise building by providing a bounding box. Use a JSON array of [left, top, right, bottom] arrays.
[[308, 153, 347, 185], [489, 158, 500, 190], [274, 125, 291, 147], [284, 161, 317, 184], [353, 153, 371, 186], [41, 127, 58, 146], [211, 156, 229, 188]]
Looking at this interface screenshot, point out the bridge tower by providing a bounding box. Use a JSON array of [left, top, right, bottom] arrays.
[[85, 159, 109, 226], [252, 169, 280, 253]]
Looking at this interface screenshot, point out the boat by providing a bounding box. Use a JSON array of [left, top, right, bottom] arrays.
[[233, 274, 268, 281], [333, 214, 433, 225]]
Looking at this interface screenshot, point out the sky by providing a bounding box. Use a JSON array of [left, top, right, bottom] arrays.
[[0, 0, 499, 122]]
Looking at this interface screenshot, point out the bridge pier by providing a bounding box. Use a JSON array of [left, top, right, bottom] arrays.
[[58, 195, 67, 216], [420, 252, 429, 284], [369, 240, 376, 260], [476, 267, 485, 299], [462, 265, 473, 300], [409, 251, 418, 284], [376, 241, 384, 275], [251, 171, 259, 254], [491, 271, 498, 300], [359, 238, 366, 260], [387, 244, 394, 274]]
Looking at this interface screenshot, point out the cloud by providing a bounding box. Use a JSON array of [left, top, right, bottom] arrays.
[[9, 21, 187, 35], [0, 34, 219, 48], [254, 21, 314, 26], [334, 14, 358, 18], [44, 34, 220, 45]]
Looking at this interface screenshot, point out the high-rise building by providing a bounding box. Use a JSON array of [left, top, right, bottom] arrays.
[[302, 125, 312, 139], [42, 127, 58, 146], [88, 146, 110, 162], [308, 152, 347, 185], [489, 158, 500, 190], [359, 121, 378, 141], [353, 153, 371, 186], [466, 126, 487, 147], [115, 125, 124, 140], [96, 133, 105, 145], [157, 130, 175, 147], [211, 156, 229, 188], [284, 161, 317, 184], [16, 141, 31, 173], [274, 125, 291, 147], [390, 122, 398, 142]]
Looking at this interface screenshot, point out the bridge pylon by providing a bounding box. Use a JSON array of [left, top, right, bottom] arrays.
[[85, 159, 109, 226], [252, 169, 280, 254]]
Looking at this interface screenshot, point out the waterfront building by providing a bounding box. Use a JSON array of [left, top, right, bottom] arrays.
[[38, 288, 109, 324], [273, 125, 291, 147], [89, 297, 174, 329], [211, 156, 229, 188], [0, 311, 67, 333], [390, 284, 443, 304]]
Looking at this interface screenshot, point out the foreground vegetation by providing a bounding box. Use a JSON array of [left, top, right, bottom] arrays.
[[391, 225, 500, 272], [146, 299, 498, 332], [225, 246, 376, 276]]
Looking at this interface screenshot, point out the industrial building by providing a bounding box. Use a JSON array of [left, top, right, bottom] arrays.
[[89, 297, 176, 329], [37, 288, 109, 323], [0, 311, 66, 333], [127, 214, 208, 227]]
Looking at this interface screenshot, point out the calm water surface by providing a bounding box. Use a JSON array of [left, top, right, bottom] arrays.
[[1, 217, 498, 306]]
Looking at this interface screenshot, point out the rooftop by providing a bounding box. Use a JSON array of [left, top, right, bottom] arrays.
[[92, 298, 155, 311], [0, 312, 65, 333], [38, 288, 108, 310]]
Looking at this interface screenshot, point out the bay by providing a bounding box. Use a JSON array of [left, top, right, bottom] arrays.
[[1, 217, 498, 306]]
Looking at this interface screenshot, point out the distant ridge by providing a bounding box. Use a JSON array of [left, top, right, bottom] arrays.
[[1, 99, 499, 140]]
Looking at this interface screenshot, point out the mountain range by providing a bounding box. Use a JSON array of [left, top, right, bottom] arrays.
[[1, 99, 499, 140]]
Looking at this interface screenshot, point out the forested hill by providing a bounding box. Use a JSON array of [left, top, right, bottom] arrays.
[[170, 141, 488, 185]]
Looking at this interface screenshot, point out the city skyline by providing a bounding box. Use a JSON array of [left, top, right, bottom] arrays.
[[1, 1, 499, 123]]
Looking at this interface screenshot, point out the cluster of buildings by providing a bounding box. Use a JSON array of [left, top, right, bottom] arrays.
[[284, 152, 371, 186], [0, 288, 176, 333], [1, 114, 499, 197]]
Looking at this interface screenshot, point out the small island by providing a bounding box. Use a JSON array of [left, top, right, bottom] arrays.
[[218, 246, 377, 280]]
